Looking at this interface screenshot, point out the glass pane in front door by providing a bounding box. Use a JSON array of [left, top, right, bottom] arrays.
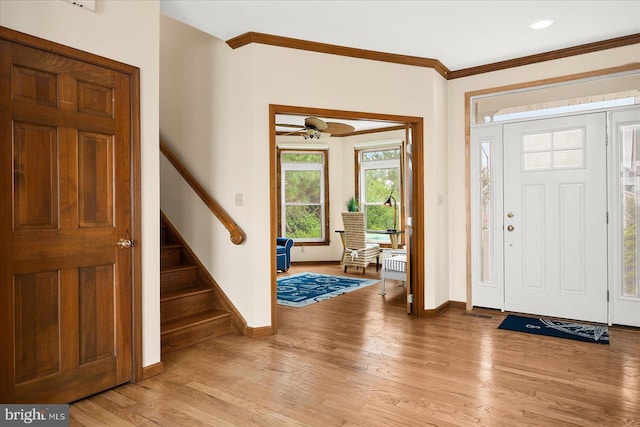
[[620, 123, 640, 298]]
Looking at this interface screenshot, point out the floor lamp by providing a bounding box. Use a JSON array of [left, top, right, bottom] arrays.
[[384, 194, 397, 232]]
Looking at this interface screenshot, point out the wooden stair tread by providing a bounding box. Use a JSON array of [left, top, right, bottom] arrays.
[[161, 286, 213, 302], [160, 264, 196, 273], [161, 309, 230, 334], [162, 243, 182, 249]]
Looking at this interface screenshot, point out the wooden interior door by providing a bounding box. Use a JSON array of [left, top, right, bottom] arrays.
[[0, 38, 133, 403]]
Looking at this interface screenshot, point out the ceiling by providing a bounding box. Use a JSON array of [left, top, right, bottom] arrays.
[[160, 1, 639, 134], [160, 0, 640, 71]]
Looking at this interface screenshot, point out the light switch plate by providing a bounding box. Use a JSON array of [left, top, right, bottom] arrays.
[[63, 0, 96, 11]]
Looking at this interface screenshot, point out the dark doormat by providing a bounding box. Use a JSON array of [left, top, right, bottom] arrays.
[[498, 314, 609, 344]]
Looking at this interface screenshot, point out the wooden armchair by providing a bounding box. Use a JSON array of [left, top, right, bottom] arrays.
[[341, 212, 380, 274]]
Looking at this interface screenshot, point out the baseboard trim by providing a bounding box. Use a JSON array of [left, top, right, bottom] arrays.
[[449, 301, 466, 309], [246, 325, 274, 337], [423, 300, 466, 317], [141, 361, 164, 380]]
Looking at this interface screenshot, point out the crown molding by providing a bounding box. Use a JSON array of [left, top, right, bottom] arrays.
[[227, 31, 640, 80], [226, 32, 450, 79], [448, 33, 640, 79]]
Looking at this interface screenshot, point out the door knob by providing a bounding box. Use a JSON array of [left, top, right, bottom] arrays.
[[117, 239, 133, 249], [507, 225, 515, 232]]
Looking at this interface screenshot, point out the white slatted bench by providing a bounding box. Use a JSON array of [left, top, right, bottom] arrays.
[[380, 250, 406, 295]]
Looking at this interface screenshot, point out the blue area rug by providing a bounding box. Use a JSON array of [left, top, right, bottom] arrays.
[[498, 314, 609, 344], [277, 273, 379, 308]]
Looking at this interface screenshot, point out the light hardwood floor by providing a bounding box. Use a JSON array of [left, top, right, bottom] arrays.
[[70, 263, 640, 426]]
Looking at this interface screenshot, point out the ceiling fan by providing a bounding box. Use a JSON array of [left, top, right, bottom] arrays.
[[276, 116, 356, 139]]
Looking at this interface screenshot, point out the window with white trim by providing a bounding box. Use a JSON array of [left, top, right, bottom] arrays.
[[279, 150, 329, 244], [357, 147, 401, 244]]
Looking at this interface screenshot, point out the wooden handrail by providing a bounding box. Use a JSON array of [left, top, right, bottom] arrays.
[[160, 139, 246, 245]]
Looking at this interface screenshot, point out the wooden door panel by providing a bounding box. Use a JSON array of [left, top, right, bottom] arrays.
[[11, 43, 116, 87], [14, 271, 60, 384], [1, 34, 134, 403], [13, 266, 120, 404], [12, 103, 116, 133], [12, 122, 58, 230], [78, 132, 114, 227], [12, 232, 115, 274], [79, 264, 115, 365], [12, 65, 57, 107], [77, 81, 113, 118]]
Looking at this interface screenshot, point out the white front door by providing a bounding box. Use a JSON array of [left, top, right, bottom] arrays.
[[503, 113, 608, 323]]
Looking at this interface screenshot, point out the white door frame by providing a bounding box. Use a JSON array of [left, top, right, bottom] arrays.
[[608, 108, 640, 327], [470, 124, 504, 310], [471, 109, 640, 326]]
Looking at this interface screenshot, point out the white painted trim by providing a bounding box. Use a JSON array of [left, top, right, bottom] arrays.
[[277, 142, 329, 150], [470, 124, 504, 310], [353, 138, 403, 150], [608, 107, 640, 327]]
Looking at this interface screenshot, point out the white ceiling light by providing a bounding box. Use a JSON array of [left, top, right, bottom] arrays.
[[529, 19, 554, 30]]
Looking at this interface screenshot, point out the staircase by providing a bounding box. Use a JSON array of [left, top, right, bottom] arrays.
[[160, 213, 234, 354]]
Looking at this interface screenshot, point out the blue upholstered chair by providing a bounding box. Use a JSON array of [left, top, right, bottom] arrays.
[[276, 237, 294, 272]]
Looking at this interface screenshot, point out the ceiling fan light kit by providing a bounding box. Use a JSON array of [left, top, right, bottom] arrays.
[[302, 128, 321, 139]]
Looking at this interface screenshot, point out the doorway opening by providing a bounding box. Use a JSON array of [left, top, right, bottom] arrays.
[[468, 67, 640, 327], [269, 105, 425, 331]]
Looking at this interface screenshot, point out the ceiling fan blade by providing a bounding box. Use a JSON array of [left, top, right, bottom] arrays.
[[276, 123, 305, 129], [305, 117, 328, 131], [324, 122, 355, 135]]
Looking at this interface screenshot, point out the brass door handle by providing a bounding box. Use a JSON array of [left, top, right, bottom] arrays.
[[117, 239, 133, 249], [507, 225, 515, 232]]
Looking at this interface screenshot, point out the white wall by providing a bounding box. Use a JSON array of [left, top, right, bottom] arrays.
[[160, 15, 259, 325], [447, 44, 640, 303], [160, 15, 450, 324], [1, 0, 161, 367]]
